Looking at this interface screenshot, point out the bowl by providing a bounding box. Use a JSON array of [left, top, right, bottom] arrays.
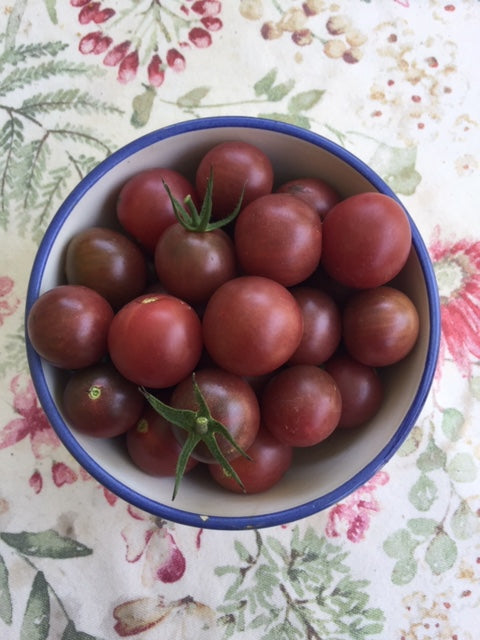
[[25, 116, 441, 530]]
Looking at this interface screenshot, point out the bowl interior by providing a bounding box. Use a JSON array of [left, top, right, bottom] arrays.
[[27, 119, 439, 529]]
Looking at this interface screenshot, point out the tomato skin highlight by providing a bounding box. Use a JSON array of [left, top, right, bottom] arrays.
[[195, 141, 274, 219], [342, 286, 420, 367], [107, 293, 203, 388], [116, 168, 198, 253], [262, 365, 342, 447], [208, 426, 292, 494], [202, 276, 304, 377], [276, 177, 341, 221], [27, 284, 114, 370], [321, 192, 412, 289], [126, 404, 198, 476], [234, 193, 322, 287]]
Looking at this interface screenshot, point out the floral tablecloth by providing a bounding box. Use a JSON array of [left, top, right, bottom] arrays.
[[1, 1, 479, 638]]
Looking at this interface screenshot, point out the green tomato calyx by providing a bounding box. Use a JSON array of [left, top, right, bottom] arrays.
[[140, 374, 250, 500]]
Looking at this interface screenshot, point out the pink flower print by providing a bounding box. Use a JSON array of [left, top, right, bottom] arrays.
[[78, 2, 101, 24], [189, 27, 212, 48], [29, 470, 43, 494], [0, 276, 20, 326], [0, 374, 60, 458], [121, 514, 186, 586], [429, 226, 480, 377], [103, 40, 131, 66], [166, 48, 186, 71], [52, 461, 78, 486], [79, 31, 112, 54], [201, 16, 223, 31], [147, 54, 166, 87], [118, 50, 139, 84], [191, 0, 221, 16], [326, 471, 389, 542]]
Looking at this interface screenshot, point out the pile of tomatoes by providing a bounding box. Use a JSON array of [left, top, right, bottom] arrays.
[[27, 140, 420, 498]]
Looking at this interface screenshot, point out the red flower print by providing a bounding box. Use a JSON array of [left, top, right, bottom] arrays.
[[29, 470, 43, 494], [0, 276, 20, 326], [121, 510, 186, 586], [0, 374, 60, 458], [429, 226, 480, 377], [72, 0, 223, 86], [52, 461, 78, 486], [325, 471, 389, 542]]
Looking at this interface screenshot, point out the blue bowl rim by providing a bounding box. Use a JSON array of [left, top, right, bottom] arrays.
[[25, 115, 441, 530]]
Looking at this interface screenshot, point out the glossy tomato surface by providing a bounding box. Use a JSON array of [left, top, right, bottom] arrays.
[[342, 286, 420, 367], [321, 192, 412, 289], [27, 285, 113, 370], [234, 193, 322, 286], [262, 365, 342, 447], [65, 226, 147, 309], [116, 168, 198, 252], [208, 426, 293, 494], [62, 362, 145, 438], [276, 177, 341, 220], [202, 276, 303, 377], [108, 293, 203, 388], [195, 141, 274, 219], [170, 368, 260, 463]]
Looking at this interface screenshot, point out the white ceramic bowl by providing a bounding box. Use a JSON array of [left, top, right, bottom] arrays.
[[25, 116, 441, 530]]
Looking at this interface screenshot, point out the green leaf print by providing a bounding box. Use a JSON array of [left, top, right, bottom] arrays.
[[450, 500, 479, 540], [446, 452, 477, 483], [408, 473, 438, 511], [391, 556, 417, 586], [0, 552, 13, 625], [288, 89, 325, 114], [62, 620, 102, 640], [0, 529, 93, 558], [441, 408, 464, 441], [425, 530, 457, 575], [216, 526, 384, 639], [416, 436, 446, 472], [20, 571, 50, 640], [368, 143, 421, 196]]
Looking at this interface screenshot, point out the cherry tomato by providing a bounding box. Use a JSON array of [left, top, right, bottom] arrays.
[[170, 368, 260, 463], [62, 362, 144, 438], [195, 141, 274, 219], [321, 192, 412, 288], [27, 285, 113, 370], [324, 353, 383, 428], [234, 193, 323, 287], [208, 426, 292, 494], [107, 293, 203, 388], [116, 168, 198, 253], [202, 276, 303, 377], [65, 226, 148, 309], [276, 177, 341, 221], [262, 365, 342, 447], [342, 286, 420, 366], [126, 404, 198, 476], [154, 224, 237, 304], [288, 287, 341, 365]]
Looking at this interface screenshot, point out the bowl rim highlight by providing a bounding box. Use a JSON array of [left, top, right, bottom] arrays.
[[25, 115, 441, 530]]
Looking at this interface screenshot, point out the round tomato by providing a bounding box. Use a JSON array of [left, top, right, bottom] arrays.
[[108, 293, 203, 388], [154, 224, 237, 304], [208, 426, 292, 494], [62, 362, 145, 438], [288, 287, 341, 365], [202, 276, 303, 377], [170, 368, 260, 463], [195, 141, 274, 219], [27, 285, 113, 370], [65, 226, 147, 309], [262, 365, 342, 447], [342, 286, 420, 367], [321, 192, 412, 288], [126, 404, 198, 476], [234, 193, 322, 287], [324, 353, 383, 428], [116, 168, 198, 253], [276, 177, 341, 220]]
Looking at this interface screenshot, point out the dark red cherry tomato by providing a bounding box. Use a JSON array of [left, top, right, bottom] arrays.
[[62, 362, 145, 438], [288, 287, 341, 365], [321, 192, 412, 288], [195, 141, 274, 219], [262, 365, 342, 447], [154, 224, 237, 304], [202, 276, 303, 377], [276, 177, 341, 220], [342, 286, 420, 367], [324, 353, 383, 428], [170, 368, 260, 463], [234, 193, 322, 287], [108, 293, 203, 388], [116, 168, 198, 253], [208, 426, 292, 494], [27, 285, 113, 369], [126, 404, 198, 476], [65, 226, 148, 309]]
